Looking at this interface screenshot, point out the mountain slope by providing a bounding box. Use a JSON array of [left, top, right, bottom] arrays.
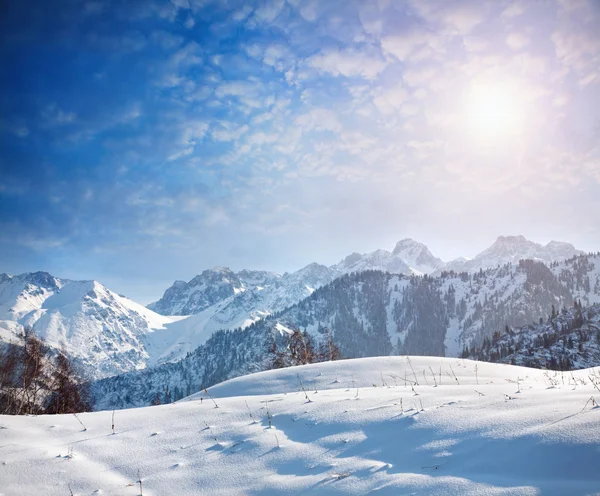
[[0, 272, 184, 379], [4, 358, 600, 496], [147, 267, 280, 315], [94, 255, 600, 410], [464, 303, 600, 370]]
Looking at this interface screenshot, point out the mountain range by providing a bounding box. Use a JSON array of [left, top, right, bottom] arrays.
[[0, 235, 592, 387], [94, 254, 600, 409]]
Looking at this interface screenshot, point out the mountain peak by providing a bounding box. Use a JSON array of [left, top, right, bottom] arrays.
[[392, 238, 422, 250], [443, 235, 584, 272], [392, 238, 444, 273], [493, 235, 532, 245]]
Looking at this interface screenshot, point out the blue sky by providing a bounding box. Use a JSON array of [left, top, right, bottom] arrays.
[[1, 0, 599, 303]]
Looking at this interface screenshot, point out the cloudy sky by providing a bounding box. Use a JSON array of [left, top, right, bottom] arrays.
[[1, 0, 599, 303]]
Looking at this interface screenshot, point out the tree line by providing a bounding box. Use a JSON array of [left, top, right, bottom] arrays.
[[268, 327, 341, 369], [0, 330, 91, 415]]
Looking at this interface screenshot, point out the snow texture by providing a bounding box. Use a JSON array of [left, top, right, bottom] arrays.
[[1, 357, 600, 495]]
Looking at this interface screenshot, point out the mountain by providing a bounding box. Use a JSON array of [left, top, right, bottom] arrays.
[[141, 239, 443, 351], [0, 272, 187, 379], [1, 237, 590, 387], [464, 302, 600, 371], [147, 267, 280, 315], [445, 235, 584, 273], [330, 238, 443, 276], [391, 238, 445, 273], [331, 249, 412, 275], [94, 253, 600, 410], [148, 238, 445, 325]]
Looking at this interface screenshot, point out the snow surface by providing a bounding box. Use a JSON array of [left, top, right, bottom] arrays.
[[2, 357, 600, 495]]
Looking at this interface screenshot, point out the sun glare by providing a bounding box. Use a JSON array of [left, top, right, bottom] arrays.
[[465, 80, 526, 142]]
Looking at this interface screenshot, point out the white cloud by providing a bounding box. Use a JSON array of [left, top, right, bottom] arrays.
[[307, 47, 387, 79], [215, 80, 254, 98], [381, 29, 443, 62], [358, 2, 384, 37], [248, 0, 285, 25], [506, 32, 530, 51], [42, 104, 76, 126], [502, 2, 525, 18], [211, 123, 249, 142], [245, 43, 293, 72], [170, 0, 190, 9], [372, 84, 409, 114], [184, 16, 195, 29], [408, 1, 486, 36], [552, 1, 600, 84], [440, 3, 485, 35], [298, 0, 319, 22], [168, 147, 194, 162], [295, 108, 342, 133]]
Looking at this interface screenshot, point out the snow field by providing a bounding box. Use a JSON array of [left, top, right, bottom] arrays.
[[1, 357, 600, 495]]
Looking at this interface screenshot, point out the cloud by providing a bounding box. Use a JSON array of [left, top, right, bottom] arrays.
[[381, 29, 443, 62], [552, 0, 600, 85], [184, 15, 195, 29], [295, 108, 342, 133], [10, 125, 29, 138], [42, 104, 77, 126], [506, 32, 530, 50], [408, 0, 486, 35], [439, 3, 486, 35], [248, 0, 285, 26], [150, 30, 184, 50], [2, 0, 600, 300], [308, 46, 387, 79], [372, 84, 409, 114], [502, 2, 525, 18], [211, 122, 249, 142]]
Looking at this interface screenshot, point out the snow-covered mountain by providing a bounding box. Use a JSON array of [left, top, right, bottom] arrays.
[[94, 253, 600, 410], [0, 266, 341, 379], [445, 235, 584, 273], [391, 238, 445, 273], [330, 238, 444, 276], [147, 262, 337, 338], [147, 267, 280, 315], [142, 239, 443, 350], [0, 236, 590, 386], [0, 272, 189, 379], [147, 238, 445, 328]]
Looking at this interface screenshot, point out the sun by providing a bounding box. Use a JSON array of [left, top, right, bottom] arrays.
[[465, 79, 526, 143]]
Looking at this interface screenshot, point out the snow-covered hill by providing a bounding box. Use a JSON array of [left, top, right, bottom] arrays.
[[445, 235, 584, 273], [3, 357, 600, 495]]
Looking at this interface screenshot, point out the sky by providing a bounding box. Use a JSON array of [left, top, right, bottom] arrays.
[[1, 0, 600, 304]]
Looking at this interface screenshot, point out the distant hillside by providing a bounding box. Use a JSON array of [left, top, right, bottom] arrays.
[[463, 302, 600, 370]]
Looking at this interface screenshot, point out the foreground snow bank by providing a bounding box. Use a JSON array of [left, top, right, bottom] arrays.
[[1, 357, 600, 495]]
